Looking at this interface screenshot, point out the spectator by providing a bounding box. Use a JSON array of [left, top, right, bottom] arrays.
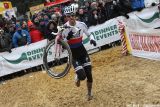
[[33, 17, 40, 27], [112, 0, 131, 19], [90, 2, 98, 10], [31, 12, 38, 23], [130, 0, 145, 11], [77, 8, 89, 26], [83, 1, 91, 12], [21, 21, 28, 31], [3, 22, 10, 33], [52, 12, 63, 25], [119, 0, 132, 12], [11, 15, 16, 24], [105, 1, 115, 19], [88, 8, 100, 26], [39, 21, 46, 36], [12, 24, 31, 48], [0, 18, 5, 28], [43, 14, 50, 26], [0, 28, 12, 53], [97, 2, 107, 24], [8, 24, 16, 39], [45, 20, 58, 41], [28, 21, 44, 43]]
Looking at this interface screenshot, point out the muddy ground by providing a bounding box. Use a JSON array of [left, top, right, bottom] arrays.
[[0, 46, 160, 107]]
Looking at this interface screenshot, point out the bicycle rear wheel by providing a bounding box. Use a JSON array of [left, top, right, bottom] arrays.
[[43, 39, 72, 79]]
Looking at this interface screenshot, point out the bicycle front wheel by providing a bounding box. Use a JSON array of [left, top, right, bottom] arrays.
[[43, 39, 72, 79]]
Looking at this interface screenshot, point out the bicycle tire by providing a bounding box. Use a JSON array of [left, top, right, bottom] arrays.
[[43, 39, 72, 79]]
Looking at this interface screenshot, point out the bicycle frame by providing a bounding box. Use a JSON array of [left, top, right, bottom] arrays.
[[54, 34, 63, 60], [52, 25, 80, 60]]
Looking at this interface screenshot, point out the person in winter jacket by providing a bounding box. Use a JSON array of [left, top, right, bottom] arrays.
[[130, 0, 145, 11], [112, 0, 132, 19], [21, 21, 29, 31], [0, 28, 12, 53], [28, 21, 44, 43], [88, 8, 100, 26], [12, 24, 31, 48], [77, 8, 89, 26], [97, 2, 107, 24]]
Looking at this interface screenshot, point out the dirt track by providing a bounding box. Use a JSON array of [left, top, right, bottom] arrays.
[[0, 46, 160, 107]]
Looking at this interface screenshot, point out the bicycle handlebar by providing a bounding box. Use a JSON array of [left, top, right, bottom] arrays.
[[51, 25, 81, 36]]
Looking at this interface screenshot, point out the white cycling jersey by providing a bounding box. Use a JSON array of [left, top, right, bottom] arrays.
[[62, 21, 92, 58], [62, 21, 92, 40]]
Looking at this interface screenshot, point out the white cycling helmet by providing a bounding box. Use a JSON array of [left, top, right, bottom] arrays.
[[63, 3, 79, 15]]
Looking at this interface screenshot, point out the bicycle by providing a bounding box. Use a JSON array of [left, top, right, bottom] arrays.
[[43, 25, 81, 79]]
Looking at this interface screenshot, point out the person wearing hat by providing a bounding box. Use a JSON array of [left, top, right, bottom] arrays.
[[12, 24, 31, 48], [0, 27, 12, 53]]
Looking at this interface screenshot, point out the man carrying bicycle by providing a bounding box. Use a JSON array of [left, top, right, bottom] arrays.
[[62, 4, 97, 101]]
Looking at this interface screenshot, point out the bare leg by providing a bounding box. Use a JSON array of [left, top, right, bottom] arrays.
[[87, 82, 93, 101]]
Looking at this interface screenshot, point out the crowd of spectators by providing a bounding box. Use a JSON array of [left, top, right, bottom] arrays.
[[0, 0, 158, 73]]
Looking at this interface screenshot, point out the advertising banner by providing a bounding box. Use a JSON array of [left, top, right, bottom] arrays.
[[126, 30, 160, 60], [0, 40, 47, 77], [85, 19, 120, 50], [124, 6, 160, 30], [122, 6, 160, 60], [29, 4, 44, 15]]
